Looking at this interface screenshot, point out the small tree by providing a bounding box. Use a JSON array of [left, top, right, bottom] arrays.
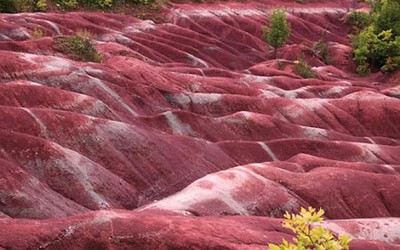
[[269, 207, 351, 250], [262, 9, 291, 59]]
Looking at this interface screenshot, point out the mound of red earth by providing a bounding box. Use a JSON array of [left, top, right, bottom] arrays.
[[0, 0, 399, 249]]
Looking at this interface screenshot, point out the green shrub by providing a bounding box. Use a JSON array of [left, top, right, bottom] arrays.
[[294, 55, 315, 78], [352, 0, 400, 75], [348, 11, 371, 31], [352, 26, 375, 75], [373, 0, 400, 37], [262, 8, 291, 59], [80, 0, 113, 7], [356, 64, 371, 76], [269, 207, 351, 250], [383, 56, 400, 72], [353, 26, 400, 74], [36, 0, 46, 10], [54, 30, 103, 62], [52, 0, 113, 9], [313, 39, 330, 64], [51, 0, 78, 9]]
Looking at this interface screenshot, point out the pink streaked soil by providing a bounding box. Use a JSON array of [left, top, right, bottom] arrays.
[[0, 0, 399, 249]]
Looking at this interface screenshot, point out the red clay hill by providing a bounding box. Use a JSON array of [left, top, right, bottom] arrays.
[[0, 0, 399, 249]]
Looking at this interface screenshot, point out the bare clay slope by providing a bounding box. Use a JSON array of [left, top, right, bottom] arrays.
[[0, 1, 399, 249]]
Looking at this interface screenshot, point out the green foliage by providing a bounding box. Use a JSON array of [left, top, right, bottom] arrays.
[[52, 0, 78, 9], [353, 27, 373, 75], [294, 55, 315, 78], [54, 30, 103, 62], [269, 207, 352, 250], [36, 0, 47, 10], [383, 55, 400, 72], [353, 26, 400, 74], [313, 39, 330, 64], [80, 0, 113, 8], [262, 8, 291, 59], [348, 11, 371, 31], [373, 0, 400, 37], [352, 0, 400, 74], [52, 0, 115, 9]]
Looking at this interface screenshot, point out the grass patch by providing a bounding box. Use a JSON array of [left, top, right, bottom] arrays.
[[31, 27, 44, 39], [294, 55, 315, 78], [313, 39, 330, 64], [54, 30, 102, 62]]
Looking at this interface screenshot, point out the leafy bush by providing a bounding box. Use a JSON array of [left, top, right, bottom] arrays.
[[269, 207, 351, 250], [373, 0, 400, 37], [54, 30, 103, 62], [383, 56, 400, 72], [294, 55, 315, 78], [352, 0, 400, 74], [348, 11, 371, 31], [313, 39, 330, 64], [36, 0, 46, 10], [353, 26, 400, 74], [52, 0, 78, 9], [52, 0, 113, 9], [80, 0, 113, 7], [262, 8, 291, 59]]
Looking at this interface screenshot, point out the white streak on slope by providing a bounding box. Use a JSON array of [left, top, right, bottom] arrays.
[[258, 142, 278, 161], [164, 111, 195, 136]]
